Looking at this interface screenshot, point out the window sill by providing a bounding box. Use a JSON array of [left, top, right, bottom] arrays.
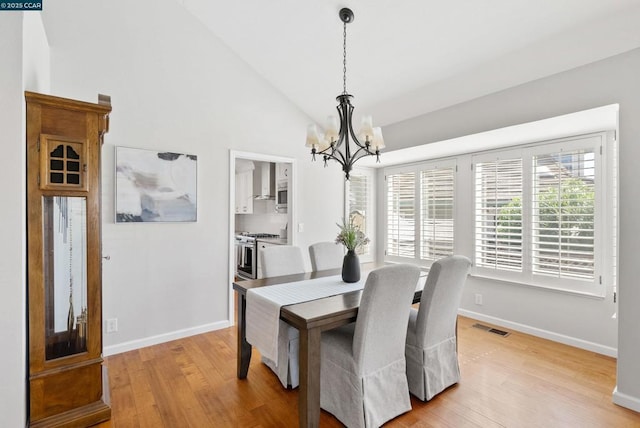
[[469, 272, 607, 300]]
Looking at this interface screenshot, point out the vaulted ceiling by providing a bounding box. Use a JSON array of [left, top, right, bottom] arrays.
[[179, 0, 640, 126], [41, 1, 640, 128]]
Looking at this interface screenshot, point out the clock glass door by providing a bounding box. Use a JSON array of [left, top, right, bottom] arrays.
[[42, 196, 88, 360]]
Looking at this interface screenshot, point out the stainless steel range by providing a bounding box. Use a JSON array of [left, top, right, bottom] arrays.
[[235, 233, 280, 280]]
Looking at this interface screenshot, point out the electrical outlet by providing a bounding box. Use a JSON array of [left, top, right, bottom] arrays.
[[298, 223, 304, 233], [106, 318, 118, 333], [475, 294, 483, 305]]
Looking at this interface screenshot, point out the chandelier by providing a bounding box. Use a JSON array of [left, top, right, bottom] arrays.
[[305, 7, 384, 180]]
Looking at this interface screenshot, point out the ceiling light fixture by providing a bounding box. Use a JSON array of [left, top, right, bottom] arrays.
[[305, 7, 384, 180]]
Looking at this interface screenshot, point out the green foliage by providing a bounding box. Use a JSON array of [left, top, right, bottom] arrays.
[[497, 178, 594, 249], [335, 218, 370, 251], [497, 196, 522, 237]]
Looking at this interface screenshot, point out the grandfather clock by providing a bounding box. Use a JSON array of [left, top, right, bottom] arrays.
[[26, 91, 112, 427]]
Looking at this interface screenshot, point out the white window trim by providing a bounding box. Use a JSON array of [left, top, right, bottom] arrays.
[[471, 132, 611, 297], [379, 131, 615, 299], [472, 147, 525, 282], [383, 159, 457, 268]]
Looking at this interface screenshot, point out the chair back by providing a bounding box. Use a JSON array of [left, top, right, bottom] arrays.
[[416, 255, 471, 348], [352, 264, 420, 373], [309, 242, 344, 271], [261, 245, 305, 277]]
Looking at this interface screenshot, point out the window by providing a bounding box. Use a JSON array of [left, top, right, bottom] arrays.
[[385, 161, 455, 265], [386, 171, 416, 259], [474, 156, 523, 272], [532, 150, 595, 281], [380, 130, 614, 297], [420, 167, 455, 260], [473, 134, 608, 295], [345, 168, 375, 261]]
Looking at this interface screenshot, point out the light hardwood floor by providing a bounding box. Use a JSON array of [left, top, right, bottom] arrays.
[[96, 316, 640, 427]]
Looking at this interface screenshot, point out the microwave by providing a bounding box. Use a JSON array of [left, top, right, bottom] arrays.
[[276, 180, 287, 213]]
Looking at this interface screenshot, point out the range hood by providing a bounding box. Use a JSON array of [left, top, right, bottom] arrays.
[[254, 162, 276, 200]]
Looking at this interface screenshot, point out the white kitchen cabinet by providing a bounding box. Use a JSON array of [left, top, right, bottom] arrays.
[[276, 162, 290, 183], [235, 170, 253, 214]]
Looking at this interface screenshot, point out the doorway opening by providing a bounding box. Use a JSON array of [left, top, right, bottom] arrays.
[[228, 150, 296, 324]]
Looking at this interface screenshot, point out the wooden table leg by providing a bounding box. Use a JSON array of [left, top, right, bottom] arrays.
[[236, 291, 252, 379], [298, 326, 321, 428]]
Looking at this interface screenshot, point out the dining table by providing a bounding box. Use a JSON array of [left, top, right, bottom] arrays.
[[233, 264, 425, 428]]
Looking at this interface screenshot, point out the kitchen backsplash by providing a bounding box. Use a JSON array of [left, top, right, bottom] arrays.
[[235, 200, 287, 235]]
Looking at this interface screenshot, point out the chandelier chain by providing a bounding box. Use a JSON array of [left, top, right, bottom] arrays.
[[343, 20, 347, 95]]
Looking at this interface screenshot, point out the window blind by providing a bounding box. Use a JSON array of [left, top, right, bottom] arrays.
[[532, 150, 595, 280], [420, 167, 454, 260], [347, 173, 370, 256], [386, 172, 416, 258], [475, 158, 523, 271]]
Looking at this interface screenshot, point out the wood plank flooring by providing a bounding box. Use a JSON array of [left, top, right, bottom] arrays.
[[96, 316, 640, 427]]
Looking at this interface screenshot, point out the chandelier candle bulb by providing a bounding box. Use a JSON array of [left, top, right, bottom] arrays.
[[359, 115, 374, 141], [306, 124, 321, 149], [372, 127, 385, 150], [325, 116, 339, 143]]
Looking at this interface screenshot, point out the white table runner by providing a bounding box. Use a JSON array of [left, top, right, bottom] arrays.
[[245, 270, 427, 364], [246, 273, 370, 363]]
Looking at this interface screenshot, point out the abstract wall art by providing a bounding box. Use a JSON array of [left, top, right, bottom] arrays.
[[115, 147, 197, 223]]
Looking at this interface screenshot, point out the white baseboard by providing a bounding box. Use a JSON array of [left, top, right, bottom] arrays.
[[613, 387, 640, 413], [104, 320, 231, 357], [458, 309, 617, 358]]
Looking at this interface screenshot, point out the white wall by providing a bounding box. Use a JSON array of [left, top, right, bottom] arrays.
[[0, 14, 26, 428], [0, 10, 50, 428], [41, 0, 345, 354], [23, 12, 50, 91], [382, 48, 640, 411]]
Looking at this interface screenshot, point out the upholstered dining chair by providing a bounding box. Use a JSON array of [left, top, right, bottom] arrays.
[[320, 264, 420, 428], [261, 245, 305, 278], [308, 241, 344, 271], [405, 255, 471, 401], [260, 245, 305, 388]]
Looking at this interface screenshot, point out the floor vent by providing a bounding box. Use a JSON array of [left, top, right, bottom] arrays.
[[488, 328, 510, 337], [472, 323, 510, 337], [472, 323, 491, 331]]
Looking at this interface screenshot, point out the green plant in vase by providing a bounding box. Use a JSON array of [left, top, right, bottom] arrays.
[[335, 218, 369, 282]]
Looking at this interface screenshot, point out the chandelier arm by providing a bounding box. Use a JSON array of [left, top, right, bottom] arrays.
[[341, 129, 351, 167], [343, 99, 357, 152], [316, 142, 341, 160], [333, 98, 347, 150], [318, 150, 347, 169], [340, 94, 369, 151], [322, 142, 348, 165], [348, 145, 375, 165], [348, 119, 368, 149]]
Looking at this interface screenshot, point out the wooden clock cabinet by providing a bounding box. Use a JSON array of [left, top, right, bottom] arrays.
[[25, 91, 112, 427]]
